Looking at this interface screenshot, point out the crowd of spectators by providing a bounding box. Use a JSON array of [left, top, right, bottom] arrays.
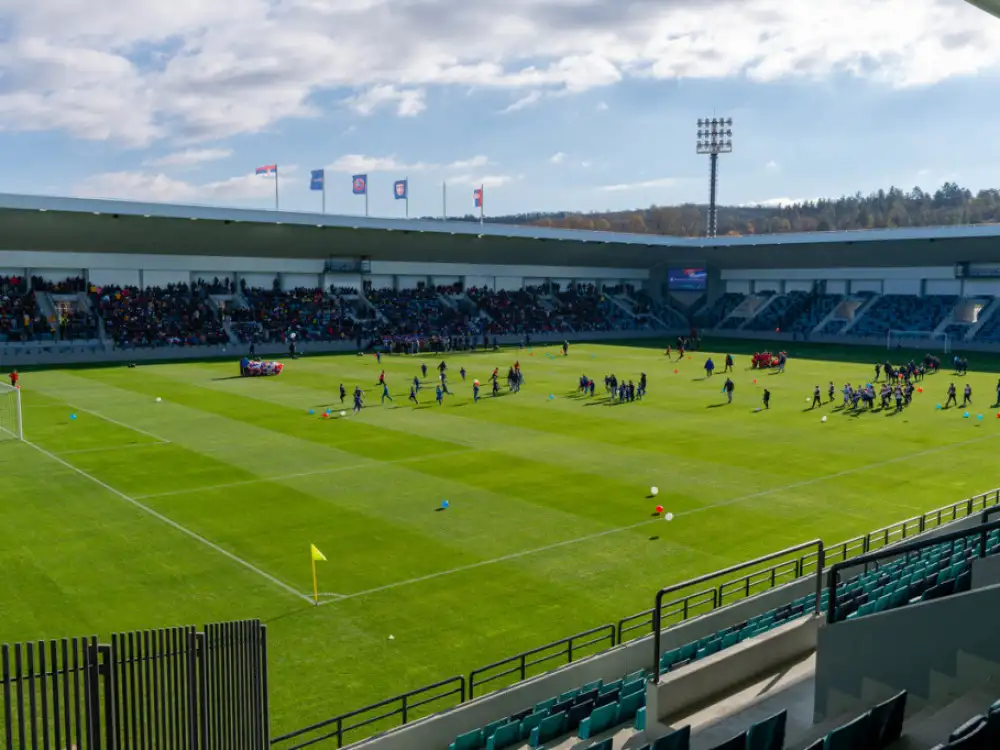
[[31, 275, 88, 294], [366, 286, 471, 338], [93, 284, 228, 347], [234, 286, 360, 343], [0, 275, 51, 342], [553, 284, 634, 332], [467, 287, 559, 334]]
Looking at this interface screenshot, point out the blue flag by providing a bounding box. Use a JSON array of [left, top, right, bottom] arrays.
[[310, 169, 325, 191], [393, 179, 408, 200]]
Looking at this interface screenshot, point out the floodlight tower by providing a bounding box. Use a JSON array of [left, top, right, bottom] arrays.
[[696, 117, 734, 238]]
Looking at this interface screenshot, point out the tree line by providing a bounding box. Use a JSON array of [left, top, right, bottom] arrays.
[[450, 183, 1000, 237]]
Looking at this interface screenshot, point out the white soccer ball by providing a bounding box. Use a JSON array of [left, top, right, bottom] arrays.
[[340, 410, 347, 417], [388, 635, 395, 640], [651, 486, 659, 496], [806, 397, 811, 402], [821, 416, 827, 423], [664, 512, 674, 521], [155, 397, 162, 403]]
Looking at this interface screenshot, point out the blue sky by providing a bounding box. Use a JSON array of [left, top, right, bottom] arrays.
[[2, 0, 1000, 219]]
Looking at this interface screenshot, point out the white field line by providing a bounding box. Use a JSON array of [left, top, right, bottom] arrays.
[[315, 433, 1000, 604], [61, 402, 172, 444], [23, 439, 313, 605], [56, 441, 171, 456], [133, 449, 470, 500]]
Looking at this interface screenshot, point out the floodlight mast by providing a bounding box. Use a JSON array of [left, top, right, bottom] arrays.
[[696, 117, 734, 238]]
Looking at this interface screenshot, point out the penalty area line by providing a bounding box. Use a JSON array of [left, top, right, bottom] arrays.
[[63, 403, 173, 444], [24, 439, 313, 605]]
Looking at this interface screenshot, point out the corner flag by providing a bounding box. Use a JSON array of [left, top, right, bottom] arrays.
[[310, 544, 326, 605]]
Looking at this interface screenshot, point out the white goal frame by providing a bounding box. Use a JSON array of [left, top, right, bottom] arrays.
[[886, 329, 951, 355], [0, 382, 23, 440]]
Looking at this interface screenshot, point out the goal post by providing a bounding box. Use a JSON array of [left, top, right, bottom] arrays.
[[886, 330, 951, 355], [0, 383, 23, 441]]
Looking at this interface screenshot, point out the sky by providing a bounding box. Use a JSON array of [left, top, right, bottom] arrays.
[[2, 0, 1000, 219]]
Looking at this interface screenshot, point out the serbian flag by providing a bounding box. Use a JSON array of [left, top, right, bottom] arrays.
[[473, 186, 483, 208], [256, 164, 277, 176]]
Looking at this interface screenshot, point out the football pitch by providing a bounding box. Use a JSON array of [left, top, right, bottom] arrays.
[[2, 339, 999, 736]]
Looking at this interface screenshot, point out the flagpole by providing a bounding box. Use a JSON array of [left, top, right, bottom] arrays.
[[365, 187, 369, 218], [274, 165, 280, 211], [311, 556, 319, 605], [405, 176, 409, 218], [480, 184, 484, 225], [442, 181, 447, 220], [322, 182, 326, 214]]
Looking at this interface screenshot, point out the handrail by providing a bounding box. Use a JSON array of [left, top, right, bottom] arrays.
[[652, 539, 824, 683], [269, 675, 465, 749], [468, 625, 614, 698], [617, 588, 717, 643], [824, 517, 1000, 625]]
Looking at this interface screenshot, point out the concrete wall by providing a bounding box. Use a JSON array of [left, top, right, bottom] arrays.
[[647, 616, 820, 726], [814, 583, 1000, 721]]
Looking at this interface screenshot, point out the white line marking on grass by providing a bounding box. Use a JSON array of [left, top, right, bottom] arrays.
[[133, 449, 471, 500], [56, 441, 171, 456], [64, 403, 172, 444], [23, 439, 313, 605], [319, 433, 1000, 604]]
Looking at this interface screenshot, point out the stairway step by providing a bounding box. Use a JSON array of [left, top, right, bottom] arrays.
[[888, 682, 998, 749]]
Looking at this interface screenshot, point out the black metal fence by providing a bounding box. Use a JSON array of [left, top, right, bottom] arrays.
[[2, 620, 268, 750]]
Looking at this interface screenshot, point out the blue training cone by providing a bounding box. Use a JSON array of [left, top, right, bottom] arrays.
[[549, 394, 555, 400], [964, 411, 970, 418], [441, 500, 449, 510], [70, 414, 77, 420], [308, 409, 315, 415], [978, 414, 984, 420], [936, 404, 942, 410]]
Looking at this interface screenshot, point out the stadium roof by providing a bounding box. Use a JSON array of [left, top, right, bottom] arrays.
[[965, 0, 1000, 19], [2, 192, 1000, 270]]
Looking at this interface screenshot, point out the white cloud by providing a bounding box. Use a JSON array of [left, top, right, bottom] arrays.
[[550, 152, 567, 164], [580, 161, 592, 169], [1, 0, 999, 145], [596, 101, 609, 111], [765, 160, 781, 173], [501, 91, 543, 114], [743, 197, 817, 207], [600, 177, 677, 192], [344, 85, 426, 117], [74, 168, 296, 203], [144, 148, 233, 168], [448, 174, 515, 189], [326, 153, 490, 173]]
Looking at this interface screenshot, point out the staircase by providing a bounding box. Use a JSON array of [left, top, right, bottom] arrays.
[[840, 295, 883, 334], [736, 293, 782, 330], [965, 297, 1000, 341]]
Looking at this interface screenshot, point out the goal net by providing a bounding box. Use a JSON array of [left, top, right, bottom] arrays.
[[0, 383, 23, 441], [886, 330, 951, 355]]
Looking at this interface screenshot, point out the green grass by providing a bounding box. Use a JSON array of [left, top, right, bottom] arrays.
[[2, 340, 999, 738]]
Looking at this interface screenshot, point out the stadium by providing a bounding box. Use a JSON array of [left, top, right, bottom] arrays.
[[5, 179, 1000, 750]]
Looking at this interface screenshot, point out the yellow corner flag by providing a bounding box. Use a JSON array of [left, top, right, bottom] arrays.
[[310, 544, 326, 605]]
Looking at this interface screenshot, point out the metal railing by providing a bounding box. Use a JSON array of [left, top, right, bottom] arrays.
[[468, 625, 615, 699], [825, 517, 1000, 624], [279, 486, 1000, 747], [652, 540, 825, 683], [269, 676, 465, 750]]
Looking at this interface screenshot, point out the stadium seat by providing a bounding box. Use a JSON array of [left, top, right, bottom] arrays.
[[651, 724, 691, 750], [585, 739, 613, 750], [528, 711, 567, 748], [635, 706, 646, 731], [948, 715, 986, 744], [746, 710, 787, 750], [824, 712, 871, 750], [566, 700, 595, 732], [482, 717, 508, 741], [534, 696, 556, 713], [868, 690, 907, 747], [945, 721, 988, 748], [449, 728, 482, 750], [595, 689, 619, 707], [578, 703, 617, 739], [708, 730, 747, 749], [518, 710, 549, 741], [485, 721, 519, 750], [616, 689, 645, 723]]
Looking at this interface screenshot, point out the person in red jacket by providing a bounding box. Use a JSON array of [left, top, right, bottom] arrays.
[[8, 370, 18, 388]]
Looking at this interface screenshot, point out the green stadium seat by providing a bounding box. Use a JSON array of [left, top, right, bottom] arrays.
[[566, 700, 594, 732], [483, 718, 508, 741], [578, 703, 616, 739], [580, 678, 602, 693], [678, 643, 696, 661], [651, 724, 690, 750], [485, 722, 519, 750], [621, 678, 645, 698], [599, 679, 623, 695], [824, 711, 870, 750], [586, 739, 613, 750], [534, 697, 556, 713], [558, 688, 579, 702], [449, 727, 483, 750], [529, 711, 567, 748], [635, 706, 646, 731], [625, 669, 646, 683], [617, 689, 645, 723], [708, 730, 747, 749], [746, 710, 786, 750], [519, 710, 549, 741]]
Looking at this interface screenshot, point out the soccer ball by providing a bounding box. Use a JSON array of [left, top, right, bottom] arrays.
[[155, 397, 162, 403], [651, 486, 659, 496], [821, 416, 827, 423], [340, 411, 347, 417], [664, 513, 674, 522]]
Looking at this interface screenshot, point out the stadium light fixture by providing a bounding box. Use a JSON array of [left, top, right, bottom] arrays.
[[696, 117, 734, 238]]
